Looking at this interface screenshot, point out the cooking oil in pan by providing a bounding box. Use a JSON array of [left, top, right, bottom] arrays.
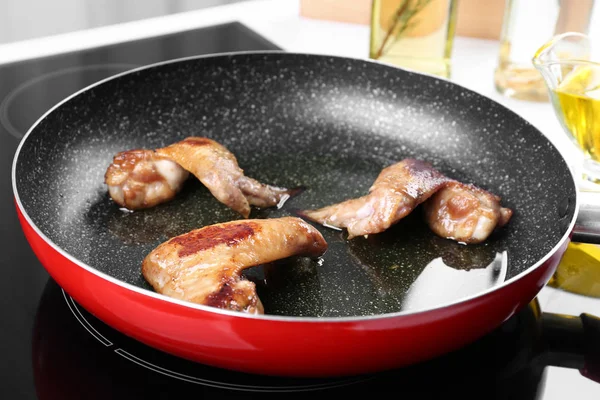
[[548, 242, 600, 298]]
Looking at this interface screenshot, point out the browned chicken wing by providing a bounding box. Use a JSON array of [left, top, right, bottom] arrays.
[[156, 137, 295, 217], [423, 181, 513, 244], [141, 217, 328, 314], [301, 159, 451, 239], [105, 137, 297, 215], [104, 149, 189, 210]]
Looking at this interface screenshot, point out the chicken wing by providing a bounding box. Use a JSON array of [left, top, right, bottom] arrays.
[[423, 181, 513, 244], [104, 149, 189, 210], [156, 137, 295, 218], [301, 159, 451, 239], [105, 137, 297, 215], [141, 217, 328, 314]]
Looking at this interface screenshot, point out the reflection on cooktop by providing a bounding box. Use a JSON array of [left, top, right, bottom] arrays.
[[34, 277, 597, 399], [34, 280, 371, 397]]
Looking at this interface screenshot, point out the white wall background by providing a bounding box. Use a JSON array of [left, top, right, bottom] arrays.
[[0, 0, 248, 44]]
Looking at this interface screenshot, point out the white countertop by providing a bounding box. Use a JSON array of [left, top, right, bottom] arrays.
[[1, 0, 598, 395]]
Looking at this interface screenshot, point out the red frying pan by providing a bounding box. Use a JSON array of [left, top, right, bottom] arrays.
[[11, 52, 600, 377]]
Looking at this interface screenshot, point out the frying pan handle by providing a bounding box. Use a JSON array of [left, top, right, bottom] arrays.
[[540, 312, 600, 383], [572, 191, 600, 244], [580, 313, 600, 383]]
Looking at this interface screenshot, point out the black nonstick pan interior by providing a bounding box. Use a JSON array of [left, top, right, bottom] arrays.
[[14, 52, 577, 317]]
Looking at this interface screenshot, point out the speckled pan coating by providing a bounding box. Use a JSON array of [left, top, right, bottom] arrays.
[[14, 53, 576, 318]]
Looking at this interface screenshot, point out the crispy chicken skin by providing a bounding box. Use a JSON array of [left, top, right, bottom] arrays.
[[302, 159, 451, 239], [423, 181, 513, 244], [104, 149, 189, 209], [141, 217, 328, 314], [156, 137, 294, 218]]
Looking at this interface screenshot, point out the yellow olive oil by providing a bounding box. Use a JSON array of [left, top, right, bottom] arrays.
[[550, 65, 600, 161]]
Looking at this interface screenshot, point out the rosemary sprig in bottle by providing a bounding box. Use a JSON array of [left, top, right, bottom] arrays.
[[373, 0, 433, 60]]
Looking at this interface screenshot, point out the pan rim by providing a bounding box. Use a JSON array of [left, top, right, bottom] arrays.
[[11, 49, 580, 323]]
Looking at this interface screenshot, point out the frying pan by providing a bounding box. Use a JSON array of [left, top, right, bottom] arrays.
[[11, 52, 600, 378]]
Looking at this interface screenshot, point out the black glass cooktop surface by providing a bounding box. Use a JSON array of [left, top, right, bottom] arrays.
[[1, 21, 599, 399]]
